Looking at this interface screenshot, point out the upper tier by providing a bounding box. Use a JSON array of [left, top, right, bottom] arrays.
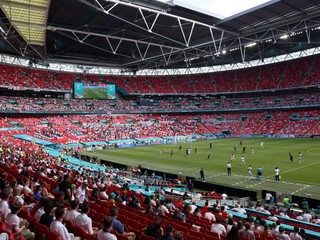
[[1, 54, 320, 93]]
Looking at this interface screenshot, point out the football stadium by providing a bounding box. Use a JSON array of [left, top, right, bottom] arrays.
[[0, 0, 320, 239]]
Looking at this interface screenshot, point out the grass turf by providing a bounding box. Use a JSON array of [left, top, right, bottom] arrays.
[[83, 88, 108, 99], [83, 138, 320, 199]]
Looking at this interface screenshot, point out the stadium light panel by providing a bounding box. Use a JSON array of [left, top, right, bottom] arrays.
[[280, 34, 289, 39], [0, 0, 49, 45]]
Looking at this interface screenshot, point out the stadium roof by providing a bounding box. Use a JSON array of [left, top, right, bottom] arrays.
[[0, 0, 320, 71]]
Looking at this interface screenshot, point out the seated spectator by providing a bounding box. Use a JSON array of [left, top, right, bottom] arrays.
[[50, 206, 80, 240], [0, 188, 11, 221], [0, 173, 7, 191], [97, 216, 117, 240], [211, 217, 227, 239], [193, 207, 202, 218], [260, 224, 273, 239], [128, 198, 141, 210], [110, 207, 135, 240], [5, 201, 35, 240], [160, 225, 174, 240], [34, 185, 43, 201], [276, 225, 290, 240], [227, 220, 243, 240], [64, 199, 81, 224], [40, 181, 55, 199], [172, 208, 186, 223], [40, 201, 55, 228], [107, 192, 116, 206], [75, 203, 98, 235], [302, 211, 312, 223], [173, 231, 184, 240], [54, 191, 67, 208], [144, 218, 164, 239], [99, 186, 108, 200], [238, 222, 255, 240], [289, 226, 302, 240], [204, 207, 216, 222], [219, 205, 228, 219], [250, 219, 262, 235], [34, 197, 51, 222]]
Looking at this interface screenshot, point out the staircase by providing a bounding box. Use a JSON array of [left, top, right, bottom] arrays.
[[306, 120, 320, 134]]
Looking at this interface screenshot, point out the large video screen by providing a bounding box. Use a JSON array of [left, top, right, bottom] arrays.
[[73, 83, 116, 99]]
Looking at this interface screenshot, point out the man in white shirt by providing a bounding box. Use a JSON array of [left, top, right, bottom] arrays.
[[0, 188, 11, 221], [211, 217, 227, 239], [136, 186, 143, 194], [222, 192, 228, 200], [51, 206, 80, 240], [289, 226, 302, 240], [97, 216, 117, 240], [240, 156, 246, 165], [274, 167, 280, 182], [5, 201, 35, 240], [302, 211, 312, 223], [75, 203, 96, 235], [204, 208, 216, 222], [76, 180, 88, 205], [64, 200, 81, 224], [265, 192, 273, 204]]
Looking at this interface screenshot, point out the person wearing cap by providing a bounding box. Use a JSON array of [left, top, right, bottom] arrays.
[[276, 225, 290, 240], [260, 224, 273, 239], [108, 192, 116, 206], [250, 219, 262, 235]]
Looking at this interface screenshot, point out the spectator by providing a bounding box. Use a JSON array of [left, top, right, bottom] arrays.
[[238, 222, 255, 240], [40, 201, 55, 228], [75, 203, 98, 235], [276, 225, 290, 240], [110, 207, 136, 240], [59, 174, 72, 201], [173, 231, 184, 240], [50, 206, 80, 240], [211, 217, 227, 239], [97, 216, 117, 240], [144, 218, 164, 239], [34, 185, 43, 201], [5, 201, 35, 240], [0, 188, 11, 221], [161, 225, 174, 240], [289, 226, 302, 240], [64, 199, 81, 224]]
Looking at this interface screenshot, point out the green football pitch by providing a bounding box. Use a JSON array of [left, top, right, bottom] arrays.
[[83, 88, 108, 99], [83, 138, 320, 199]]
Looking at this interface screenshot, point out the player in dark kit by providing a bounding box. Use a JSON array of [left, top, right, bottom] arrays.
[[289, 152, 293, 162]]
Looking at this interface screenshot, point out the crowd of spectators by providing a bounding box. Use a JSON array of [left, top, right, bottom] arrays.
[[0, 92, 319, 114], [0, 135, 320, 240], [0, 109, 319, 145], [1, 54, 320, 94]]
